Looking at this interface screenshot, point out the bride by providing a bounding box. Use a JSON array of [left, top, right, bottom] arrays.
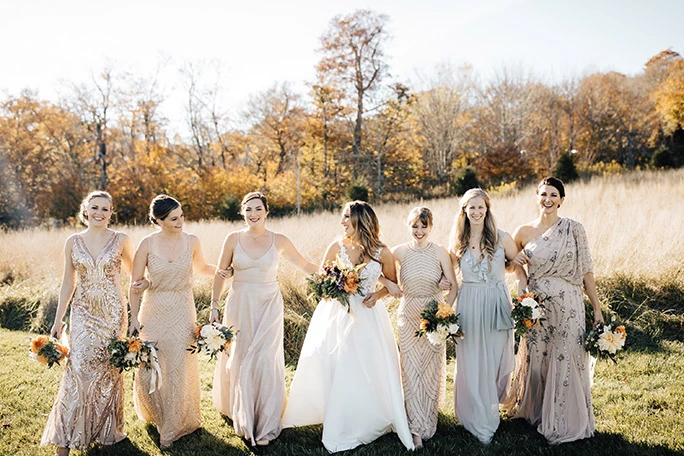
[[282, 201, 414, 453]]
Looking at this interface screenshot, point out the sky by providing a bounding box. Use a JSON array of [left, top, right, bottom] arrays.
[[1, 0, 682, 134]]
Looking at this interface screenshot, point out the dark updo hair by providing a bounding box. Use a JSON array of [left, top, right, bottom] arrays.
[[79, 191, 113, 226], [149, 194, 181, 225], [241, 192, 269, 213], [538, 177, 566, 199]]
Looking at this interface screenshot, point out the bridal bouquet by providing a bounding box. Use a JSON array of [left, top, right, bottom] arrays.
[[188, 322, 236, 360], [584, 321, 627, 363], [29, 335, 69, 368], [307, 257, 365, 311], [511, 292, 546, 338], [415, 300, 464, 346]]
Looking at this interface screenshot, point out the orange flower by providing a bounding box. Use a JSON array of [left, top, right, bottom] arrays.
[[420, 319, 430, 331], [56, 344, 69, 359], [31, 335, 50, 354], [128, 338, 143, 353], [195, 325, 203, 339], [523, 319, 535, 329], [343, 273, 360, 294], [615, 325, 626, 337], [36, 354, 48, 364], [435, 303, 454, 319]]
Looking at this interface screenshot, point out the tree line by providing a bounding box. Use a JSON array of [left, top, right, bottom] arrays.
[[1, 10, 683, 228]]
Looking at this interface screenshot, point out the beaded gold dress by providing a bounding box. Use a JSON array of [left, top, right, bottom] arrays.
[[41, 233, 127, 450], [134, 237, 201, 445]]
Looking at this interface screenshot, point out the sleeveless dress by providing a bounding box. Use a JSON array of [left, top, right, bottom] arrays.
[[454, 232, 515, 444], [282, 243, 415, 453], [503, 218, 596, 444], [212, 234, 285, 445], [134, 236, 201, 445], [397, 242, 446, 440], [41, 232, 127, 449]]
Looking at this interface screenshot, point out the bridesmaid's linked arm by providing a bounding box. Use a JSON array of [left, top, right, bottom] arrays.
[[502, 231, 528, 295], [436, 245, 459, 306], [190, 234, 217, 277], [128, 237, 150, 335], [276, 233, 318, 275], [51, 236, 77, 339], [210, 233, 237, 323], [362, 248, 397, 307]]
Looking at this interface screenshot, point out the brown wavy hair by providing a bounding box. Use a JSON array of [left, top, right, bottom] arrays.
[[345, 201, 385, 263], [448, 188, 499, 267], [406, 206, 433, 228]]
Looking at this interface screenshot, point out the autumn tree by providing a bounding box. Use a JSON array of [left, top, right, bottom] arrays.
[[317, 9, 390, 176]]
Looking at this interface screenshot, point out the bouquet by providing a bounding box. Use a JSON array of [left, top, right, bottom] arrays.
[[29, 335, 69, 368], [188, 322, 236, 360], [306, 257, 365, 311], [107, 333, 162, 392], [584, 321, 627, 363], [511, 292, 546, 338], [415, 299, 464, 346]]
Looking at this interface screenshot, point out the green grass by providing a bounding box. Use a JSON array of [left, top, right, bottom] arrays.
[[1, 328, 683, 456]]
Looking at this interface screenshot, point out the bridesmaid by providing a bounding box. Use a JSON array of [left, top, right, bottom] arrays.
[[503, 177, 603, 444], [211, 192, 318, 446], [41, 191, 137, 455], [387, 207, 458, 448], [448, 188, 522, 444], [128, 194, 217, 449]]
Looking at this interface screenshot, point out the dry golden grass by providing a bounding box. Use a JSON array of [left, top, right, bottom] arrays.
[[1, 168, 683, 292]]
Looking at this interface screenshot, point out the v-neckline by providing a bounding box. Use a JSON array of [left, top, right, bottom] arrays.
[[78, 231, 117, 264], [339, 241, 369, 269], [238, 234, 274, 261]]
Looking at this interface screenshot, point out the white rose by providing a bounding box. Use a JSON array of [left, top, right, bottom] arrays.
[[125, 352, 137, 362], [200, 324, 216, 339], [447, 323, 460, 335], [531, 307, 543, 320], [597, 331, 622, 354], [427, 331, 445, 346], [521, 297, 537, 308]]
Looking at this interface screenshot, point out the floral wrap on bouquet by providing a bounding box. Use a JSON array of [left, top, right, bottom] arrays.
[[107, 333, 162, 393], [415, 299, 464, 345], [306, 256, 365, 311]]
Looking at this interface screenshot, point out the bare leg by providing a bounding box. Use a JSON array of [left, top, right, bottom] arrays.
[[412, 434, 423, 449], [56, 447, 70, 456]]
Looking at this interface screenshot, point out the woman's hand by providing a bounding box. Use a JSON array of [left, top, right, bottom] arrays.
[[216, 266, 234, 280], [362, 292, 379, 308], [511, 250, 529, 266], [593, 309, 605, 327], [130, 278, 149, 294], [384, 281, 403, 298], [438, 275, 452, 291], [50, 320, 63, 339], [129, 317, 141, 336]]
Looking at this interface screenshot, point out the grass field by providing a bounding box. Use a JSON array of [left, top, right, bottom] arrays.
[[1, 169, 684, 454]]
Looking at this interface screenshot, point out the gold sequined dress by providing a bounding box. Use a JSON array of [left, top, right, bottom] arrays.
[[41, 232, 127, 450], [134, 237, 201, 445]]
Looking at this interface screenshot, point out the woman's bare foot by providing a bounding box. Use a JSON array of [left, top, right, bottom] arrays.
[[412, 434, 423, 449], [256, 439, 269, 446], [56, 447, 70, 456]]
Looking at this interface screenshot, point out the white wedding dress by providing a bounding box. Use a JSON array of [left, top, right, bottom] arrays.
[[282, 243, 415, 453]]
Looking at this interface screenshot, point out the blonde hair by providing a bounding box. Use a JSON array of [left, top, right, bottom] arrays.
[[79, 191, 113, 226], [406, 206, 433, 228], [448, 188, 499, 266], [345, 201, 385, 263]]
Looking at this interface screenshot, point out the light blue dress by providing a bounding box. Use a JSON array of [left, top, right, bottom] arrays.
[[454, 232, 514, 444]]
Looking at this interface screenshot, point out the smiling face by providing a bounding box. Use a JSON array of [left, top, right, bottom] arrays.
[[85, 196, 112, 227], [465, 196, 487, 226], [409, 218, 432, 244], [242, 198, 268, 227], [537, 184, 564, 214], [158, 207, 184, 233], [340, 209, 355, 237]]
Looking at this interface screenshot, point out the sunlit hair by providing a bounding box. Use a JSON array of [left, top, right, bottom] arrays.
[[537, 176, 566, 199], [448, 188, 499, 267], [241, 192, 269, 214], [406, 206, 433, 228], [345, 201, 385, 263], [79, 191, 113, 226], [149, 194, 181, 225]]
